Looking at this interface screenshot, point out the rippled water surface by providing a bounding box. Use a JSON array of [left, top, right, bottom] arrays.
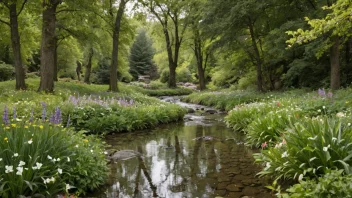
[[89, 111, 274, 198]]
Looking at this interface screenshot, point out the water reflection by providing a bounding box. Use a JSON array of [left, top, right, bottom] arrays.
[[93, 115, 273, 198]]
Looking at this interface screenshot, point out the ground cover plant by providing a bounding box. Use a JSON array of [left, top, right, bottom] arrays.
[[0, 79, 187, 135], [0, 106, 108, 197]]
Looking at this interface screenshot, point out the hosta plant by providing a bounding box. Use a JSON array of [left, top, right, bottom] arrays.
[[254, 118, 352, 181]]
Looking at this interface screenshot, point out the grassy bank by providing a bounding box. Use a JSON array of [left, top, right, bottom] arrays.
[[185, 87, 352, 197], [0, 79, 188, 197]]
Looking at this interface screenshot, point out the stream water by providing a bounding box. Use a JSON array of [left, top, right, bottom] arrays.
[[89, 98, 274, 198]]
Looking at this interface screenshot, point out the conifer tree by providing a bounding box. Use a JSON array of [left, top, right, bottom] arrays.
[[129, 29, 155, 80]]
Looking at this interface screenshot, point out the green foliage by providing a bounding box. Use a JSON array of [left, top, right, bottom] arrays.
[[0, 63, 14, 81], [278, 170, 352, 198], [129, 29, 155, 80], [0, 120, 108, 197], [254, 118, 352, 181], [176, 67, 193, 83]]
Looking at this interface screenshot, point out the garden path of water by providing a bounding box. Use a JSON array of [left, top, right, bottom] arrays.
[[90, 98, 274, 198]]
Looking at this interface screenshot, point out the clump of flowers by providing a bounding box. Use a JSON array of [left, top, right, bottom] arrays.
[[68, 95, 135, 107]]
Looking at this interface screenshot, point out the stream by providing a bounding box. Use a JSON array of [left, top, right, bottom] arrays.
[[89, 97, 274, 198]]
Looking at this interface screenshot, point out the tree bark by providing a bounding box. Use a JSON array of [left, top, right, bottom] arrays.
[[193, 28, 206, 90], [38, 0, 61, 92], [53, 38, 58, 81], [84, 48, 93, 84], [330, 35, 340, 90], [162, 26, 177, 88], [76, 61, 81, 81], [9, 3, 26, 90], [248, 19, 263, 92], [109, 0, 127, 92]]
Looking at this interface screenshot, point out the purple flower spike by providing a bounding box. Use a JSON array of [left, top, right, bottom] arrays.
[[318, 88, 326, 97], [3, 106, 9, 125], [13, 106, 16, 120], [327, 91, 333, 98], [54, 107, 62, 124]]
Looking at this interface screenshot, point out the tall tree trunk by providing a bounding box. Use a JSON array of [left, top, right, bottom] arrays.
[[330, 36, 340, 90], [248, 20, 263, 92], [193, 28, 206, 90], [109, 0, 127, 92], [84, 48, 93, 84], [38, 0, 60, 92], [53, 38, 58, 81], [9, 3, 26, 90], [162, 26, 176, 88], [76, 61, 81, 81]]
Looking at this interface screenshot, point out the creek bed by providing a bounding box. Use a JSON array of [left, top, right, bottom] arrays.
[[89, 99, 274, 198]]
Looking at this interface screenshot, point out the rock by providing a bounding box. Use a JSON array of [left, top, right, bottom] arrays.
[[108, 150, 141, 161], [227, 192, 243, 198], [206, 109, 218, 114], [242, 186, 260, 196], [226, 184, 242, 192], [187, 108, 195, 113], [214, 190, 227, 196], [217, 182, 229, 190], [232, 174, 250, 182]]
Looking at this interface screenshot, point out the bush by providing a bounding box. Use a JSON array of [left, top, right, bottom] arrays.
[[278, 170, 352, 198], [0, 118, 108, 197], [176, 67, 193, 83], [254, 118, 352, 181], [0, 63, 14, 81]]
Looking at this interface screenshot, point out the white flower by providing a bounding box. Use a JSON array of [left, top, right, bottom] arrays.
[[348, 123, 351, 126], [47, 155, 52, 160], [281, 151, 289, 158], [332, 137, 337, 142], [318, 109, 321, 112], [75, 144, 79, 148], [323, 106, 326, 109], [336, 112, 345, 118], [5, 165, 13, 173], [18, 161, 25, 166], [33, 162, 43, 170], [16, 167, 23, 176], [90, 150, 93, 153], [28, 139, 33, 144], [56, 158, 60, 162], [323, 144, 330, 152], [65, 183, 74, 192], [298, 174, 304, 181], [58, 168, 63, 174], [67, 157, 70, 162], [103, 151, 108, 155], [0, 158, 2, 161], [266, 162, 271, 168], [13, 153, 18, 157]]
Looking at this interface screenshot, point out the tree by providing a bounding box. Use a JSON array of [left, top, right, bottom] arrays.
[[0, 0, 28, 90], [38, 0, 62, 92], [129, 29, 155, 80], [109, 0, 128, 92], [140, 0, 188, 88], [286, 0, 351, 90]]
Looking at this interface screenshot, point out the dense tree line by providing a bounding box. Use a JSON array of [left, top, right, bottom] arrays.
[[0, 0, 350, 91]]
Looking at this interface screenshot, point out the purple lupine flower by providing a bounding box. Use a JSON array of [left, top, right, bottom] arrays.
[[66, 114, 71, 127], [54, 107, 62, 124], [41, 102, 47, 121], [29, 109, 34, 123], [49, 114, 55, 124], [318, 88, 326, 97], [13, 106, 16, 120], [3, 106, 9, 125]]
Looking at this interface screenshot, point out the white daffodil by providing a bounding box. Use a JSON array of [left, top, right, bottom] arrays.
[[16, 167, 23, 176], [58, 168, 63, 174], [18, 161, 25, 167], [13, 153, 18, 157], [5, 165, 13, 173], [47, 155, 52, 160], [281, 151, 289, 158], [33, 162, 43, 170]]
